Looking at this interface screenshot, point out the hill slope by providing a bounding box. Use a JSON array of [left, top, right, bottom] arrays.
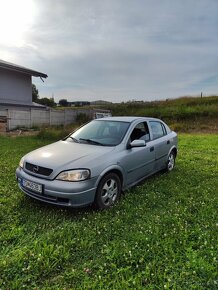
[[104, 96, 218, 133]]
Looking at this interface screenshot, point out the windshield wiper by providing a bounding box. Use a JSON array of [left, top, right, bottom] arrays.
[[79, 138, 104, 146], [69, 136, 80, 143]]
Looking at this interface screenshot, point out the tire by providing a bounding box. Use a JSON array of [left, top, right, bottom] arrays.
[[94, 173, 121, 210], [166, 151, 176, 172]]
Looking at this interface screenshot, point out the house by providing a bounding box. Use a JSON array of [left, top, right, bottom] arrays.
[[0, 60, 111, 131], [0, 59, 47, 131], [0, 59, 47, 108]]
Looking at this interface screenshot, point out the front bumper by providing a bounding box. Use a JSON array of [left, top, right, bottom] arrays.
[[16, 167, 97, 207]]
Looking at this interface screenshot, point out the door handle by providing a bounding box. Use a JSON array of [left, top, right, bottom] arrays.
[[150, 146, 154, 152], [167, 140, 170, 144]]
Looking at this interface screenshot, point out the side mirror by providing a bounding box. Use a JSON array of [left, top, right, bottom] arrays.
[[129, 139, 146, 148]]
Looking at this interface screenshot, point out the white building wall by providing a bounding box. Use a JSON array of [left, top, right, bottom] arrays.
[[0, 68, 32, 105], [0, 109, 7, 117]]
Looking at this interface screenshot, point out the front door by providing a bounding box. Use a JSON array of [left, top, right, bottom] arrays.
[[120, 121, 155, 186]]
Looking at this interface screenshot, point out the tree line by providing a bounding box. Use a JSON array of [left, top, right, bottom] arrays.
[[32, 84, 70, 107]]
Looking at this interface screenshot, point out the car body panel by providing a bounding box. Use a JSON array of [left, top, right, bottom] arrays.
[[119, 143, 155, 186], [23, 141, 116, 180]]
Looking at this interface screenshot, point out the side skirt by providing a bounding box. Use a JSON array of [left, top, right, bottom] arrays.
[[123, 168, 159, 191]]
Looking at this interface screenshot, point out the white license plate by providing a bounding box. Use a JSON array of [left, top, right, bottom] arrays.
[[22, 179, 42, 194]]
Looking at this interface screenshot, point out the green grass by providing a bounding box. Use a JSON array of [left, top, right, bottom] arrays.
[[106, 96, 218, 119], [0, 134, 217, 289], [56, 96, 218, 133], [104, 96, 218, 133]]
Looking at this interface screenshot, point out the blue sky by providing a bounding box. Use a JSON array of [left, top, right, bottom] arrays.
[[0, 0, 218, 102]]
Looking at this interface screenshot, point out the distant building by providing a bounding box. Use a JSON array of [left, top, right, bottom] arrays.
[[0, 59, 47, 109], [68, 101, 91, 107]]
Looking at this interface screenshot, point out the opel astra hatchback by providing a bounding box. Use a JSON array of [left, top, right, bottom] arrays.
[[16, 117, 178, 209]]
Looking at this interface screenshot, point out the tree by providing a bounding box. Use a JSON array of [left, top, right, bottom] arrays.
[[32, 84, 39, 102], [59, 99, 69, 107], [32, 84, 56, 107], [37, 97, 56, 107]]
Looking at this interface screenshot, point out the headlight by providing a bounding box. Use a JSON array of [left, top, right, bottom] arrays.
[[56, 169, 90, 182], [19, 157, 24, 169]]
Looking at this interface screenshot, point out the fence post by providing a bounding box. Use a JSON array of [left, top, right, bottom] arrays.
[[64, 109, 67, 126], [30, 108, 32, 128], [49, 109, 51, 126], [7, 109, 10, 131]]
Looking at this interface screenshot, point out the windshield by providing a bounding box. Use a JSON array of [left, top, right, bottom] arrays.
[[70, 120, 130, 146]]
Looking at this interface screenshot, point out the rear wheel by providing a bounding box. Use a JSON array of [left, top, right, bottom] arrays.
[[166, 151, 176, 172], [94, 173, 121, 210]]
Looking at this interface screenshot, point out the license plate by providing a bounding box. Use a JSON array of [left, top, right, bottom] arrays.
[[22, 179, 42, 194]]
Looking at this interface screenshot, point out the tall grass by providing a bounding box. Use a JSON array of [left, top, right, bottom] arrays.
[[37, 124, 77, 141], [105, 96, 218, 120], [103, 96, 218, 133], [34, 96, 218, 140]]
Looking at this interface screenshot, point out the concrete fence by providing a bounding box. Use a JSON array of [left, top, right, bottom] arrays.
[[0, 107, 110, 131]]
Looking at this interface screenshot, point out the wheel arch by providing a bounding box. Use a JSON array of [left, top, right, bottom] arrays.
[[170, 146, 178, 157], [95, 166, 124, 190], [165, 145, 177, 172]]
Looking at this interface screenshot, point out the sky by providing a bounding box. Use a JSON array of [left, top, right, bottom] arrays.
[[0, 0, 218, 103]]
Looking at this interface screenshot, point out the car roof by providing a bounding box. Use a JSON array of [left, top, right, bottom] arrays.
[[94, 116, 162, 123]]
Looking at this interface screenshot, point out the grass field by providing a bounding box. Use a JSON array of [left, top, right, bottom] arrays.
[[0, 134, 217, 289], [105, 96, 218, 133], [55, 96, 218, 134]]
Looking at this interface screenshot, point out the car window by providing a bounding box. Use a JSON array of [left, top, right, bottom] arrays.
[[71, 120, 130, 146], [130, 122, 150, 142], [150, 121, 166, 139]]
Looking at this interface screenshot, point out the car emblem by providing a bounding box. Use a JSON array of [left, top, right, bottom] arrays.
[[33, 165, 39, 173]]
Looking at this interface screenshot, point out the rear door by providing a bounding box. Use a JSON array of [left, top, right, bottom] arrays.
[[149, 121, 171, 170]]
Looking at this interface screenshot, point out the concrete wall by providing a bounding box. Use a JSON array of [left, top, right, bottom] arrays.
[[0, 68, 32, 105], [0, 109, 8, 117], [0, 107, 98, 130]]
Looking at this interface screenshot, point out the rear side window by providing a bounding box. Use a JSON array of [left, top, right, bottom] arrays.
[[150, 121, 166, 140]]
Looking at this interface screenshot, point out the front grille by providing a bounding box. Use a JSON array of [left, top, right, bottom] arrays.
[[25, 162, 53, 176], [24, 188, 70, 205]]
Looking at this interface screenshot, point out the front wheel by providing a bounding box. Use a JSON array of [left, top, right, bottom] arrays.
[[94, 173, 121, 210], [166, 151, 176, 172]]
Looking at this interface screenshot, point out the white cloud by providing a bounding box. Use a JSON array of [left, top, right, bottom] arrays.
[[1, 0, 218, 101]]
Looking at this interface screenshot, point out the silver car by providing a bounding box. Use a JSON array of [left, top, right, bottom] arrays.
[[16, 117, 178, 209]]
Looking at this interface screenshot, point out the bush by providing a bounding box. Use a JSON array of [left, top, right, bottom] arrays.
[[37, 125, 77, 141], [75, 113, 91, 125]]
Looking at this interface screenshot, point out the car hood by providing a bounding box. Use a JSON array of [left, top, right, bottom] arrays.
[[24, 140, 115, 172]]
